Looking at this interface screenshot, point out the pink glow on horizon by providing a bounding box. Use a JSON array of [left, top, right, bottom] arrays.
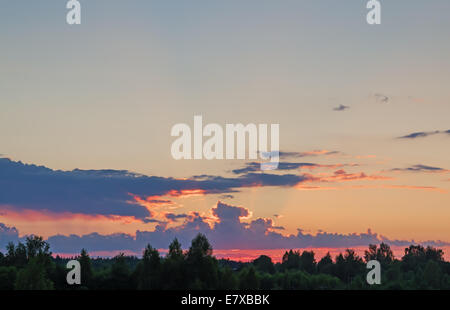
[[53, 246, 450, 262]]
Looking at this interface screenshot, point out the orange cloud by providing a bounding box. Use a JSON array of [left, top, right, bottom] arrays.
[[300, 169, 392, 184], [0, 205, 141, 224], [294, 184, 446, 193], [166, 189, 206, 198]]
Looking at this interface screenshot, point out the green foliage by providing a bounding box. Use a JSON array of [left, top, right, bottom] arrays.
[[185, 233, 218, 289], [137, 244, 161, 289], [14, 257, 53, 290], [108, 253, 132, 290], [253, 255, 275, 274], [282, 250, 301, 270], [334, 249, 365, 284], [1, 236, 450, 290], [239, 266, 259, 289], [218, 266, 238, 290], [161, 238, 185, 289], [78, 249, 93, 288], [317, 252, 333, 274], [0, 266, 17, 290]]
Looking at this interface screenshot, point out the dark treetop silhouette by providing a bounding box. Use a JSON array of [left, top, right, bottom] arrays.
[[0, 234, 449, 290]]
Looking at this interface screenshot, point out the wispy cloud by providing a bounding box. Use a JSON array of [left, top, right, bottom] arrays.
[[397, 130, 450, 139], [300, 169, 392, 184], [232, 162, 354, 174], [278, 150, 341, 159], [391, 164, 449, 173], [333, 104, 350, 111], [374, 93, 389, 104], [295, 184, 446, 193]]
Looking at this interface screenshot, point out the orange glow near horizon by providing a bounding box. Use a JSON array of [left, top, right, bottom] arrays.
[[52, 246, 450, 262]]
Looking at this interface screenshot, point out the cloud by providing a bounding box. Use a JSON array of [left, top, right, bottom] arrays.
[[333, 104, 350, 111], [300, 169, 392, 184], [374, 93, 389, 104], [0, 158, 308, 222], [379, 185, 446, 193], [397, 130, 450, 139], [47, 232, 138, 253], [278, 150, 341, 159], [164, 213, 188, 222], [219, 194, 234, 200], [233, 162, 320, 174], [391, 164, 449, 173], [232, 161, 358, 174], [212, 202, 250, 221], [0, 223, 20, 249], [1, 156, 443, 233], [9, 201, 442, 253]]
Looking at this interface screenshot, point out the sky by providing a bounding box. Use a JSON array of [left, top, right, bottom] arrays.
[[0, 0, 449, 256]]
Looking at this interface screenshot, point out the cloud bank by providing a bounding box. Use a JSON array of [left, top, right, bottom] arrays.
[[1, 202, 447, 253], [398, 130, 450, 139], [0, 158, 307, 221]]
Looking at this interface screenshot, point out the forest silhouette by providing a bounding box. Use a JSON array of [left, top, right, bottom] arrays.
[[0, 234, 449, 290]]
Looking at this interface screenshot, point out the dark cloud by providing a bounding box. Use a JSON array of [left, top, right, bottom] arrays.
[[0, 223, 19, 249], [398, 130, 450, 139], [374, 93, 389, 103], [232, 162, 319, 174], [333, 104, 350, 111], [189, 173, 308, 190], [48, 232, 138, 253], [0, 158, 308, 221], [18, 201, 444, 253], [391, 164, 447, 173], [164, 213, 188, 222], [278, 150, 341, 159], [232, 161, 358, 174], [219, 194, 234, 200]]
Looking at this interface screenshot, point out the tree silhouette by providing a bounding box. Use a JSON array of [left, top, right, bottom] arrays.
[[109, 253, 131, 290], [14, 257, 53, 290], [334, 249, 364, 283], [167, 238, 183, 260], [423, 260, 442, 289], [282, 250, 301, 270], [78, 249, 93, 288], [186, 233, 218, 289], [299, 251, 316, 274], [162, 238, 185, 289], [137, 244, 161, 290], [253, 255, 275, 274], [1, 235, 450, 290], [364, 243, 394, 266], [239, 266, 259, 289], [317, 252, 333, 275]]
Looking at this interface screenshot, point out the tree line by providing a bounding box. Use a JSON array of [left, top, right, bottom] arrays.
[[0, 234, 449, 290]]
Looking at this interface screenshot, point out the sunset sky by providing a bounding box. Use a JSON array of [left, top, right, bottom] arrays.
[[1, 1, 449, 256]]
